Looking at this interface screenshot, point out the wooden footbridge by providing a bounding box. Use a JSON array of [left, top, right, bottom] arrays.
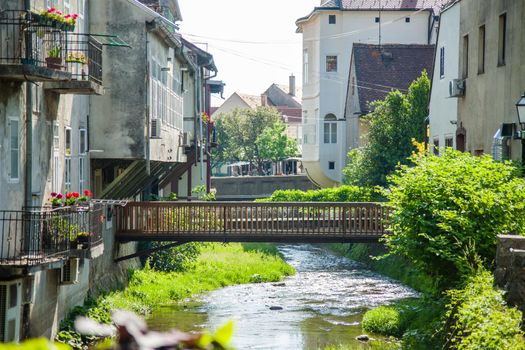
[[115, 202, 391, 244]]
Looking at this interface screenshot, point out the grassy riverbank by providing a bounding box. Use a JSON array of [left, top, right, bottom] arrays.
[[57, 243, 295, 348]]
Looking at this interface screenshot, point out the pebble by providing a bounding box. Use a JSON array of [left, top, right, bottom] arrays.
[[356, 334, 369, 342], [269, 306, 283, 310]]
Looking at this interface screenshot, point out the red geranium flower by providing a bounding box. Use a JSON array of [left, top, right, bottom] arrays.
[[57, 193, 63, 199], [84, 189, 90, 196], [73, 192, 80, 198], [66, 193, 72, 199]]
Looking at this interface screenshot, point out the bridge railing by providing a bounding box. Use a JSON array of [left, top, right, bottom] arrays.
[[115, 202, 390, 241]]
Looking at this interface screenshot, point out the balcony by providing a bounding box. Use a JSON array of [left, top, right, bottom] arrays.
[[0, 10, 104, 94], [0, 203, 105, 273]]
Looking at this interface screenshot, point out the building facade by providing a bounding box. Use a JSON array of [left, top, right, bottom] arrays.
[[296, 0, 446, 187]]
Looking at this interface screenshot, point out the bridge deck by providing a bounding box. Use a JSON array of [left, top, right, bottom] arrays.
[[115, 202, 390, 243]]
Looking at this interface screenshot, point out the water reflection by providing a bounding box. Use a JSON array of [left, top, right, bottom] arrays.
[[147, 244, 417, 349]]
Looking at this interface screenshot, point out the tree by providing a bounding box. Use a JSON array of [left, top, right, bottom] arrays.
[[256, 121, 298, 173], [212, 106, 283, 174], [384, 149, 525, 288], [343, 71, 430, 187]]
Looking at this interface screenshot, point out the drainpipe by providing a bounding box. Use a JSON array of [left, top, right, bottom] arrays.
[[144, 31, 151, 199], [24, 0, 32, 210], [204, 69, 217, 193]]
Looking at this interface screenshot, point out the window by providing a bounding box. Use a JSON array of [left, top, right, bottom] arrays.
[[150, 58, 183, 129], [53, 152, 60, 192], [439, 47, 445, 78], [323, 114, 337, 144], [375, 17, 380, 23], [329, 15, 336, 24], [79, 128, 87, 155], [303, 50, 309, 84], [405, 17, 410, 23], [326, 55, 337, 72], [8, 117, 19, 182], [433, 138, 439, 155], [79, 157, 86, 191], [498, 13, 506, 66], [478, 25, 485, 74], [64, 157, 71, 192], [462, 35, 469, 78], [53, 123, 60, 150], [445, 137, 453, 148], [65, 127, 71, 156], [328, 161, 335, 170], [77, 0, 84, 16]]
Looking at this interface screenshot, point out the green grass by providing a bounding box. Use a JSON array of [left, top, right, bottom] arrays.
[[57, 243, 295, 348], [362, 306, 402, 337]]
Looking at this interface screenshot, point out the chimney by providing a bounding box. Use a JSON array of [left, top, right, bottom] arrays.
[[261, 94, 268, 106], [289, 74, 296, 97]]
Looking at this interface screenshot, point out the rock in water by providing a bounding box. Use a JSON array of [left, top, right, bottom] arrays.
[[356, 334, 369, 342], [272, 283, 286, 287], [269, 306, 283, 310]]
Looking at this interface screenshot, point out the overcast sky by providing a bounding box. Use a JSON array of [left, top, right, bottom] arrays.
[[178, 0, 319, 106]]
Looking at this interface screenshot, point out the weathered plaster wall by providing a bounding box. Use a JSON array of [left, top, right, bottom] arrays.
[[457, 0, 525, 159]]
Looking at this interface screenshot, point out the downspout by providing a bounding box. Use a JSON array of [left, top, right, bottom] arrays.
[[204, 69, 217, 193], [24, 0, 32, 210], [145, 30, 151, 198]]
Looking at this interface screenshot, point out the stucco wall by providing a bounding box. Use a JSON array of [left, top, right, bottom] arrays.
[[457, 0, 525, 159], [429, 3, 460, 152]]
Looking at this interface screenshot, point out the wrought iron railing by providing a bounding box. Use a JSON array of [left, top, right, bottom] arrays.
[[0, 203, 105, 266], [0, 10, 103, 84]]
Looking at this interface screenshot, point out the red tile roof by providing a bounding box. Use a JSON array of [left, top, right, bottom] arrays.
[[352, 43, 435, 113]]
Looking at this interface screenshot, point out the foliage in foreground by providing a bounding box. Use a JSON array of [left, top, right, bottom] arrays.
[[384, 149, 525, 288], [259, 185, 383, 202], [444, 269, 525, 350], [362, 306, 402, 337], [343, 71, 430, 187], [57, 243, 295, 349]]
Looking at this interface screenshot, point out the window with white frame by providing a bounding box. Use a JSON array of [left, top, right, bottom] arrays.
[[303, 50, 309, 84], [65, 127, 72, 156], [323, 114, 337, 144], [150, 57, 184, 130], [79, 157, 86, 191], [79, 128, 87, 155], [53, 152, 60, 192], [53, 122, 60, 150], [64, 157, 71, 192], [8, 116, 19, 182]]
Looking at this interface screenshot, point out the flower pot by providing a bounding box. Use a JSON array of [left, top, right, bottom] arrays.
[[45, 57, 62, 69]]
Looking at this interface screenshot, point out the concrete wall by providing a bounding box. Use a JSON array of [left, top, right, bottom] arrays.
[[429, 3, 460, 152], [299, 8, 436, 186], [457, 0, 525, 159], [212, 175, 316, 200]]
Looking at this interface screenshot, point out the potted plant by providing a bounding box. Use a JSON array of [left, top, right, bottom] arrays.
[[76, 232, 92, 246], [66, 51, 87, 78], [46, 46, 62, 69]]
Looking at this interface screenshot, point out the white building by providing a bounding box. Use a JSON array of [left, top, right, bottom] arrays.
[[296, 0, 446, 187], [429, 1, 460, 154]]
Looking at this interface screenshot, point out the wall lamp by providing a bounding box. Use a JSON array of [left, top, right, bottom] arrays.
[[516, 91, 525, 130]]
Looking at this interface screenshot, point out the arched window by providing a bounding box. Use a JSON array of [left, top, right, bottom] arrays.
[[324, 114, 337, 144]]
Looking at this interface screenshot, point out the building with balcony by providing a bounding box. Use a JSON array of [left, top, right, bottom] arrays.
[[296, 0, 447, 187], [89, 0, 219, 200], [0, 0, 135, 341]]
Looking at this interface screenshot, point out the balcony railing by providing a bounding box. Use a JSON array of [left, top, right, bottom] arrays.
[[0, 203, 105, 266], [0, 10, 103, 84]]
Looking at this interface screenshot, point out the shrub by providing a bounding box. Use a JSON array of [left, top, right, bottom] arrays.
[[259, 185, 383, 202], [444, 269, 525, 350], [147, 242, 203, 272], [362, 306, 402, 336], [384, 149, 525, 288]]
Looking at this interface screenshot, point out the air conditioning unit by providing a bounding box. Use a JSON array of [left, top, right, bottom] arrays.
[[181, 132, 191, 147], [449, 79, 465, 97], [150, 119, 162, 139], [60, 258, 80, 285], [0, 280, 22, 342]]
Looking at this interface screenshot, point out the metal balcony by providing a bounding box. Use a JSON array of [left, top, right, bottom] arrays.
[[0, 203, 105, 272]]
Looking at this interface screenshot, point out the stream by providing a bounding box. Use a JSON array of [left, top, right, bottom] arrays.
[[147, 244, 417, 349]]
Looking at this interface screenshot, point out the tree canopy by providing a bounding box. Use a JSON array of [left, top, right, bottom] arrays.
[[343, 71, 430, 187]]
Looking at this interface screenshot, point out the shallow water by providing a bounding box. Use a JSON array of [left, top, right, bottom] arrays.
[[147, 244, 417, 349]]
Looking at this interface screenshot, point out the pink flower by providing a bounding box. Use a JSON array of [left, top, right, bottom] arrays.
[[51, 192, 57, 197], [56, 193, 63, 199], [48, 7, 56, 13], [73, 14, 78, 19], [56, 10, 62, 15], [64, 14, 71, 18]]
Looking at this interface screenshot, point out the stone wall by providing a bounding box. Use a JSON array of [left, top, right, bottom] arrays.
[[494, 235, 525, 315]]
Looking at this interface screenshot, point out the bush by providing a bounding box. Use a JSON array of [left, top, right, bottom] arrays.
[[147, 242, 203, 272], [362, 306, 402, 336], [384, 149, 525, 288], [444, 269, 525, 350], [259, 185, 383, 202]]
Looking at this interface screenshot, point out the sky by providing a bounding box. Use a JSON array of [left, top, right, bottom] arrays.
[[177, 0, 320, 106]]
